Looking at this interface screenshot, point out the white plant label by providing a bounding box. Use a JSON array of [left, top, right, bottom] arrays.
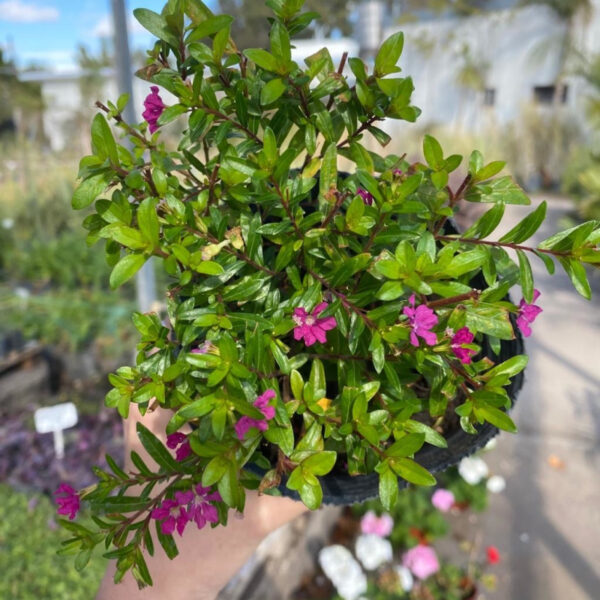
[[34, 402, 78, 459]]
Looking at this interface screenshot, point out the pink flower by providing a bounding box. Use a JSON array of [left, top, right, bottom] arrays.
[[193, 485, 222, 529], [166, 432, 192, 461], [402, 545, 440, 580], [451, 327, 476, 364], [293, 302, 337, 347], [254, 389, 276, 420], [151, 496, 191, 536], [235, 390, 277, 440], [357, 188, 374, 206], [393, 169, 404, 177], [486, 545, 501, 565], [191, 341, 214, 354], [516, 289, 542, 337], [403, 295, 438, 347], [360, 510, 394, 537], [142, 86, 166, 134], [431, 489, 455, 512], [54, 483, 80, 520]]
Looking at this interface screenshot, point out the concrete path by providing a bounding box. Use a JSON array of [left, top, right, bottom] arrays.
[[475, 196, 600, 600]]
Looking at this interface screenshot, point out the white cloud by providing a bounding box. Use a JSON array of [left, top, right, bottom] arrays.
[[0, 0, 59, 23], [92, 14, 147, 38]]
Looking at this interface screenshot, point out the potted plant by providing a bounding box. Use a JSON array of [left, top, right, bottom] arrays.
[[58, 0, 599, 586]]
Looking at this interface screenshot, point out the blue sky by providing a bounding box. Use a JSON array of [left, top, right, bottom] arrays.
[[0, 0, 215, 70]]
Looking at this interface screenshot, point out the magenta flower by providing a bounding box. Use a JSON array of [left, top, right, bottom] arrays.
[[293, 302, 337, 347], [393, 169, 404, 177], [516, 289, 542, 337], [166, 432, 192, 461], [151, 496, 191, 536], [142, 86, 166, 134], [357, 187, 374, 206], [191, 341, 214, 354], [402, 545, 440, 580], [360, 510, 394, 537], [193, 485, 222, 529], [451, 327, 476, 364], [403, 295, 438, 347], [431, 489, 455, 512], [54, 483, 80, 520], [235, 389, 277, 440]]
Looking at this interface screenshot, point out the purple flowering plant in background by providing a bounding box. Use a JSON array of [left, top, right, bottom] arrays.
[[61, 0, 600, 587]]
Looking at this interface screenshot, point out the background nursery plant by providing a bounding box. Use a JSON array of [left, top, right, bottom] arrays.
[[59, 0, 600, 587]]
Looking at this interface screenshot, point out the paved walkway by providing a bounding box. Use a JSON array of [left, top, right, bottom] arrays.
[[474, 196, 600, 600]]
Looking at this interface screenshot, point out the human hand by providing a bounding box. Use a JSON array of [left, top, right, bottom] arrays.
[[96, 406, 308, 600]]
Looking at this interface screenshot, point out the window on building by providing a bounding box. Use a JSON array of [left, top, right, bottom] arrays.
[[483, 88, 496, 107], [533, 85, 568, 105]]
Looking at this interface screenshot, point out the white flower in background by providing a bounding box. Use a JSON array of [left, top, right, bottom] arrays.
[[319, 545, 368, 600], [485, 438, 498, 451], [487, 475, 506, 493], [355, 534, 393, 570], [458, 456, 489, 485], [2, 218, 14, 229], [395, 565, 414, 592]]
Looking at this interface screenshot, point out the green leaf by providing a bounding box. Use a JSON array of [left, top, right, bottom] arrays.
[[91, 114, 118, 163], [499, 201, 547, 244], [110, 253, 147, 289], [476, 406, 518, 433], [385, 433, 425, 458], [403, 420, 448, 448], [423, 134, 444, 170], [374, 31, 404, 76], [72, 173, 108, 209], [136, 423, 182, 472], [473, 160, 506, 182], [485, 354, 528, 379], [201, 456, 230, 486], [270, 21, 291, 63], [298, 480, 323, 510], [390, 457, 436, 486], [445, 248, 487, 277], [137, 198, 160, 248], [302, 451, 337, 476], [469, 150, 484, 175], [466, 176, 530, 205], [187, 14, 234, 42], [244, 48, 279, 72], [319, 143, 338, 201], [133, 8, 179, 47], [379, 466, 399, 511], [559, 258, 592, 299], [155, 520, 179, 559], [517, 250, 534, 303], [465, 304, 514, 340], [261, 78, 287, 105]]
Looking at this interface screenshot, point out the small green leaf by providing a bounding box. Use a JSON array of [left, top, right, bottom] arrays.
[[375, 31, 404, 76], [136, 423, 182, 472], [379, 466, 399, 511], [517, 250, 534, 303], [423, 135, 444, 170], [476, 406, 518, 433], [390, 457, 436, 486], [385, 433, 426, 458], [261, 78, 287, 105], [110, 253, 146, 289], [499, 201, 547, 244]]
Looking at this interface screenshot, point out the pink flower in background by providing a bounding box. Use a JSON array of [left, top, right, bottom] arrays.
[[142, 86, 166, 134], [293, 302, 337, 347], [402, 545, 440, 580], [431, 489, 455, 512], [235, 390, 277, 440], [451, 327, 476, 364], [516, 289, 542, 337], [166, 432, 192, 461], [54, 483, 80, 520], [357, 187, 374, 206], [360, 510, 394, 537], [403, 295, 438, 347], [193, 485, 222, 529]]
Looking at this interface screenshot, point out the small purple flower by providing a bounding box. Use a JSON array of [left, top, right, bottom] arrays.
[[516, 289, 542, 337], [193, 485, 222, 529], [166, 432, 192, 461], [357, 187, 374, 206], [235, 389, 277, 440], [403, 295, 438, 347], [293, 302, 337, 347], [142, 86, 166, 134], [393, 169, 404, 177], [151, 497, 191, 536], [254, 389, 276, 420], [451, 327, 476, 364], [431, 489, 455, 512], [403, 545, 440, 580], [54, 483, 80, 520]]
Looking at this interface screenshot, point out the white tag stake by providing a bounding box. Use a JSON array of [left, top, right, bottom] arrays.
[[34, 402, 78, 460]]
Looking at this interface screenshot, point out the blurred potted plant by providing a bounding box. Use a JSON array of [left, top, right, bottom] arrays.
[[58, 0, 600, 587]]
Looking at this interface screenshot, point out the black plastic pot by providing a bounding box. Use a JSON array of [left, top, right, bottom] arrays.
[[247, 217, 525, 505]]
